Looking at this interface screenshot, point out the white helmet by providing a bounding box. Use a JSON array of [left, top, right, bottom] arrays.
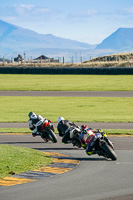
[[57, 117, 64, 123]]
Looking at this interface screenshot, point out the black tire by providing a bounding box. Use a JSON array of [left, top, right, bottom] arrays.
[[47, 129, 58, 143], [101, 142, 117, 161]]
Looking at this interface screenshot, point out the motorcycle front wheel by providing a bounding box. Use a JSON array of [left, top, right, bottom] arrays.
[[46, 129, 58, 143], [101, 142, 117, 161]]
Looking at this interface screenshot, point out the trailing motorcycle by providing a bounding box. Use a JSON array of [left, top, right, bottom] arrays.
[[91, 134, 117, 160], [39, 121, 58, 143], [72, 128, 117, 160]]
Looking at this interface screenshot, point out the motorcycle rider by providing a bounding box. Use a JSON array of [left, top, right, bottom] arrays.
[[80, 125, 108, 155], [57, 117, 81, 146], [28, 112, 50, 137]]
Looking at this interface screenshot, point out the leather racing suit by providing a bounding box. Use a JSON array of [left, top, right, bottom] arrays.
[[57, 119, 80, 144]]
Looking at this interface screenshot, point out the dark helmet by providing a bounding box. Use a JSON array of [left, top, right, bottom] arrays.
[[28, 112, 35, 118]]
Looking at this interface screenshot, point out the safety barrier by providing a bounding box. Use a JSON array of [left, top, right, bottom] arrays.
[[0, 67, 133, 75]]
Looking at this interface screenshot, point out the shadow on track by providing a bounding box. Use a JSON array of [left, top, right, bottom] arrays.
[[70, 157, 107, 161], [0, 142, 44, 144], [34, 147, 107, 161], [33, 147, 80, 151]]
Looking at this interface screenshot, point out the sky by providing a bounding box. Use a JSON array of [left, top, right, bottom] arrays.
[[0, 0, 133, 44]]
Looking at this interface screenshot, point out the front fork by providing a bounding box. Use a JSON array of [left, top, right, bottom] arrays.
[[104, 137, 114, 149]]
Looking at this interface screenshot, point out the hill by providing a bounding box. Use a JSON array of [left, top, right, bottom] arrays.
[[1, 20, 133, 62], [96, 28, 133, 50], [0, 20, 94, 57]]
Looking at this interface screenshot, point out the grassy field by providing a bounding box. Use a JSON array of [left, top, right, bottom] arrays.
[[0, 145, 52, 179], [0, 96, 133, 122], [0, 74, 133, 91]]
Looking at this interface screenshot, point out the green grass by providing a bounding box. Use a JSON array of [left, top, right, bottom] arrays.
[[0, 74, 133, 91], [104, 129, 133, 136], [0, 128, 133, 136], [0, 144, 52, 179], [0, 96, 133, 122], [0, 128, 30, 133]]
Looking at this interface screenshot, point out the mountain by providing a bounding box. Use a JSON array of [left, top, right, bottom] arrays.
[[0, 20, 95, 58], [1, 20, 133, 61], [96, 28, 133, 50]]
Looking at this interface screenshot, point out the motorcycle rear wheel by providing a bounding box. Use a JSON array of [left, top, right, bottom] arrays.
[[101, 142, 117, 161]]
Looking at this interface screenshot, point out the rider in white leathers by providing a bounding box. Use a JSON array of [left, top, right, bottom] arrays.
[[28, 112, 48, 137]]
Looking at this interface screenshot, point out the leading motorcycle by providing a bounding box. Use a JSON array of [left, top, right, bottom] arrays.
[[40, 121, 58, 143]]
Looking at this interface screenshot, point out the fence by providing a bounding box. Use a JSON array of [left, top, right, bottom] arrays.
[[0, 67, 133, 75]]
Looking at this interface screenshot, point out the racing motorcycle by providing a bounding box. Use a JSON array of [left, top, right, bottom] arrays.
[[40, 121, 58, 143], [90, 134, 117, 160], [70, 128, 82, 148], [72, 128, 117, 160]]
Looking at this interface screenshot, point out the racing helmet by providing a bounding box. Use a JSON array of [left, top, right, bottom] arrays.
[[57, 117, 64, 123], [28, 112, 36, 118], [81, 124, 87, 130]]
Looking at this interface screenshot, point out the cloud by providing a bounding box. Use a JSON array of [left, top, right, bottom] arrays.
[[13, 4, 57, 17], [18, 4, 35, 10], [117, 7, 133, 16], [69, 9, 98, 18], [13, 4, 35, 11], [83, 9, 98, 17], [66, 9, 99, 24], [13, 4, 33, 15], [0, 4, 60, 22]]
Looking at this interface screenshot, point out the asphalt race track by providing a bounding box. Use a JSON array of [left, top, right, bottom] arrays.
[[0, 91, 133, 97], [0, 135, 133, 200], [0, 91, 133, 200]]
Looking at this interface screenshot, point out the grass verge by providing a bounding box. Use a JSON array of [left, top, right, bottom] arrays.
[[0, 144, 52, 179], [0, 128, 133, 136], [0, 74, 133, 91], [0, 128, 30, 133], [0, 96, 133, 122], [103, 129, 133, 136]]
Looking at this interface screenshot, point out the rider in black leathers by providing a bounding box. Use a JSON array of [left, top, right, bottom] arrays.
[[57, 117, 81, 145]]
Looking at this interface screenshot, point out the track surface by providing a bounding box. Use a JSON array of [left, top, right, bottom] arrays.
[[0, 135, 133, 200], [0, 90, 133, 97]]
